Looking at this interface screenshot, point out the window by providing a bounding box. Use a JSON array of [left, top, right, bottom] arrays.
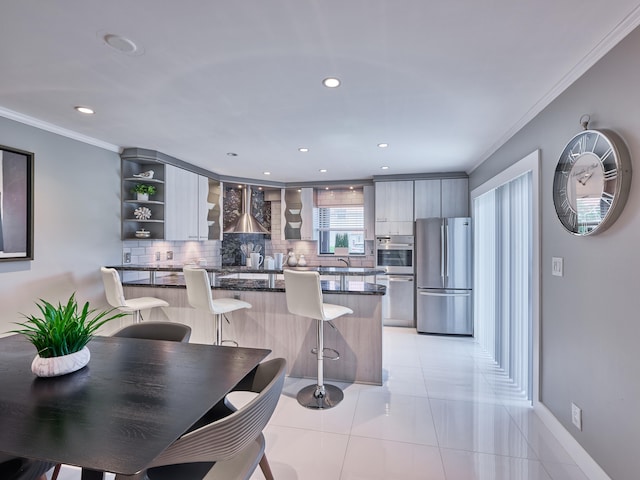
[[316, 206, 365, 254]]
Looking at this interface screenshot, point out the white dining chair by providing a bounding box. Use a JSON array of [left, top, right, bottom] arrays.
[[101, 267, 169, 323], [114, 358, 286, 480]]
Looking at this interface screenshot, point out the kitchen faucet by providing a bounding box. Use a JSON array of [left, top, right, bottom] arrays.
[[338, 258, 351, 268]]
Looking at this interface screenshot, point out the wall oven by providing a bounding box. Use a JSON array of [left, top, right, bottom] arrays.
[[376, 235, 415, 327], [375, 235, 414, 274]]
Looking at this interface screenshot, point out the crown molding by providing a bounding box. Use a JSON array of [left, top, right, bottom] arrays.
[[0, 106, 120, 152], [468, 5, 640, 174]]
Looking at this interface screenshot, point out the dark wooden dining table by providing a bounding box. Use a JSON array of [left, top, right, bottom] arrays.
[[0, 334, 271, 479]]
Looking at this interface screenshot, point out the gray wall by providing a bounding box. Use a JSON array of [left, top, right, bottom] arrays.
[[0, 116, 122, 335], [470, 26, 640, 480]]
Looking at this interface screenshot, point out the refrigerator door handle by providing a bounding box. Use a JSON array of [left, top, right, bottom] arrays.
[[444, 220, 450, 284], [418, 291, 471, 297], [440, 222, 445, 285], [389, 277, 414, 282]]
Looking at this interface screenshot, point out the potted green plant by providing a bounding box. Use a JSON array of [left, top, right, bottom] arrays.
[[11, 293, 125, 377], [334, 233, 349, 256], [131, 183, 157, 201]]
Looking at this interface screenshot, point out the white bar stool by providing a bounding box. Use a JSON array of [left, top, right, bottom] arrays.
[[101, 267, 169, 323], [284, 269, 353, 409], [183, 266, 251, 346]]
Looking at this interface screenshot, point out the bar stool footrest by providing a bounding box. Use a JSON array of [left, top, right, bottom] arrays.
[[310, 347, 340, 360]]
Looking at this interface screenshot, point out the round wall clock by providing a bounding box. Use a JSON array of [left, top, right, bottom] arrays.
[[552, 128, 632, 236]]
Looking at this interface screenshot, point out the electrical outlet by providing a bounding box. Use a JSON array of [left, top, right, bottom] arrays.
[[155, 251, 161, 262], [552, 257, 563, 277], [571, 402, 582, 430], [124, 252, 131, 263], [166, 251, 173, 260]]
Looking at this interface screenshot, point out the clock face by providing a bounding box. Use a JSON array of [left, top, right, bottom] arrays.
[[553, 129, 631, 235]]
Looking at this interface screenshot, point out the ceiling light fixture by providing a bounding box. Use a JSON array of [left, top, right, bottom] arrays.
[[381, 166, 390, 170], [263, 171, 271, 175], [102, 34, 140, 55], [322, 77, 341, 88], [298, 147, 309, 152], [319, 169, 327, 173], [377, 143, 389, 148], [75, 106, 94, 115], [227, 152, 238, 157]]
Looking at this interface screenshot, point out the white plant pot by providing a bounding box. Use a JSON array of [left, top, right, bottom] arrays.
[[334, 247, 349, 256], [31, 346, 91, 377], [137, 192, 149, 201]]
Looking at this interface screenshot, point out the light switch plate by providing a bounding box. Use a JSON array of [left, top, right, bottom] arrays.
[[552, 257, 563, 277]]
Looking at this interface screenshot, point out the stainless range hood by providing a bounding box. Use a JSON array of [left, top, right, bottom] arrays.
[[224, 185, 270, 234]]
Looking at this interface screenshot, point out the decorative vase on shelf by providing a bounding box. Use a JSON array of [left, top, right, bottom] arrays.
[[137, 192, 149, 202], [297, 254, 307, 267], [287, 251, 298, 267]]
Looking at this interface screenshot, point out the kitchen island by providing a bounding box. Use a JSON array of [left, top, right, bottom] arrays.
[[113, 265, 385, 385]]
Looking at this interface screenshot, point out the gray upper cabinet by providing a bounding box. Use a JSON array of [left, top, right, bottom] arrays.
[[441, 178, 469, 217], [363, 185, 375, 241], [414, 179, 441, 220], [165, 165, 221, 241], [375, 181, 414, 235], [414, 178, 469, 219]]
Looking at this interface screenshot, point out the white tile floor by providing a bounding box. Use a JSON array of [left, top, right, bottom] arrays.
[[53, 327, 589, 480]]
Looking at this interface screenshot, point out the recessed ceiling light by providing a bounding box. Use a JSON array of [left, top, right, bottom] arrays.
[[227, 152, 238, 157], [75, 106, 94, 115], [381, 166, 390, 170], [349, 186, 354, 190], [322, 77, 341, 88], [325, 187, 330, 190], [319, 169, 327, 173], [298, 147, 309, 153], [263, 171, 271, 175], [377, 143, 389, 148], [98, 32, 145, 56]]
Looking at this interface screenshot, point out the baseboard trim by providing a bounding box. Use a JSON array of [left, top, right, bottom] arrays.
[[535, 403, 611, 480]]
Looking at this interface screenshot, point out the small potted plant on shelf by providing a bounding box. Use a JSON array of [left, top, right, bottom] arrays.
[[10, 293, 125, 377], [334, 233, 350, 256], [131, 184, 157, 201]]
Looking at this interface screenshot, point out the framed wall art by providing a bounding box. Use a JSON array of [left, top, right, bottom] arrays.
[[0, 145, 34, 261]]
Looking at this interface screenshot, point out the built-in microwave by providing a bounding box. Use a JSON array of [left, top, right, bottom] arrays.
[[375, 235, 414, 274]]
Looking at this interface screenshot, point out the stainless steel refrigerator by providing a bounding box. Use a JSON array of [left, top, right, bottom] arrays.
[[416, 217, 472, 335]]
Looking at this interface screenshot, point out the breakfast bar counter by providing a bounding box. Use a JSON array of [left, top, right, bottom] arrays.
[[116, 265, 384, 385]]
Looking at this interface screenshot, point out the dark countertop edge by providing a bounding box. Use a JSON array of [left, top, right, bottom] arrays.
[[108, 265, 385, 276], [122, 279, 386, 296]]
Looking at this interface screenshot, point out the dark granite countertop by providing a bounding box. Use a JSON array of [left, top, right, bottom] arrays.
[[108, 264, 385, 276], [122, 274, 385, 296]]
